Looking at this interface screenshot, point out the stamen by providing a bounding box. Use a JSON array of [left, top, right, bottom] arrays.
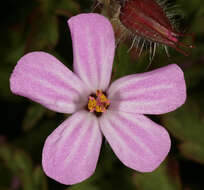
[[88, 96, 97, 112], [88, 90, 110, 113]]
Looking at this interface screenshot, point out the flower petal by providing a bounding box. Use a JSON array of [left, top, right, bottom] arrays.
[[42, 110, 102, 185], [10, 52, 89, 114], [99, 111, 171, 172], [68, 13, 115, 92], [108, 64, 186, 114]]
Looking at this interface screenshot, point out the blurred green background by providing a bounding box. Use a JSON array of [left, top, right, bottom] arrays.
[[0, 0, 204, 189]]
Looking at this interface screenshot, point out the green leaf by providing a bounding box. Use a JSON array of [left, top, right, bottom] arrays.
[[162, 95, 204, 163], [13, 151, 34, 190], [112, 44, 149, 81], [56, 0, 80, 16], [133, 160, 182, 190], [22, 104, 46, 131], [180, 142, 204, 164], [68, 183, 99, 190], [0, 163, 11, 187], [0, 144, 18, 172], [12, 118, 59, 159], [178, 0, 203, 14], [40, 0, 80, 16], [0, 144, 48, 190], [0, 144, 34, 190], [13, 150, 33, 174], [162, 97, 204, 144], [190, 6, 204, 35], [33, 166, 48, 190], [184, 59, 204, 89], [26, 14, 58, 51]]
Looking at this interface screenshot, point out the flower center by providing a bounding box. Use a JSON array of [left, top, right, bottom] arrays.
[[88, 90, 110, 113]]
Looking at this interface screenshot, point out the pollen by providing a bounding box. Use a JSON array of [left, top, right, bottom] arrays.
[[88, 90, 110, 113]]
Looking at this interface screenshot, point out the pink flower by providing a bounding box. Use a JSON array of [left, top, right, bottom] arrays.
[[10, 13, 186, 185]]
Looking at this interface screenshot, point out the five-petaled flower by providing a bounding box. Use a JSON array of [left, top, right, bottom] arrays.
[[10, 13, 186, 185]]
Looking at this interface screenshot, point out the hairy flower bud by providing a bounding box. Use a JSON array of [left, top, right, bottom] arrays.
[[95, 0, 194, 59]]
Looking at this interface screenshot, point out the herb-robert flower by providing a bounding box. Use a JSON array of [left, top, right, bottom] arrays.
[[10, 13, 186, 185]]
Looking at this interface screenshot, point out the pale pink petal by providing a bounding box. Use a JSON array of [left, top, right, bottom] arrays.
[[10, 52, 90, 114], [68, 13, 115, 92], [99, 111, 170, 172], [42, 110, 102, 185], [108, 64, 186, 114]]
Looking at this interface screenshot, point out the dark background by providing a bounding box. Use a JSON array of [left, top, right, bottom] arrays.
[[0, 0, 204, 189]]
